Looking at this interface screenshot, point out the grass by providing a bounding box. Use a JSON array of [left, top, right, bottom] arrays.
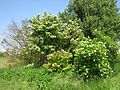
[[0, 67, 52, 90], [0, 56, 120, 90], [0, 66, 120, 90]]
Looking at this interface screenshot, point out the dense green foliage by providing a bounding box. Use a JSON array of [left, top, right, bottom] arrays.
[[26, 0, 120, 80], [28, 13, 67, 66], [28, 13, 84, 66], [60, 0, 120, 40], [27, 13, 120, 79], [74, 38, 112, 79], [92, 30, 120, 67]]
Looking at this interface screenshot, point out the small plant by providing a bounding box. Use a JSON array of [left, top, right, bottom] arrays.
[[43, 49, 73, 72], [24, 63, 34, 68]]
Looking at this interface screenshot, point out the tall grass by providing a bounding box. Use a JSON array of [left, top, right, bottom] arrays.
[[0, 66, 120, 90]]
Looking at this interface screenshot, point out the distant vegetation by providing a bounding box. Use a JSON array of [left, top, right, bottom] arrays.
[[0, 0, 120, 89]]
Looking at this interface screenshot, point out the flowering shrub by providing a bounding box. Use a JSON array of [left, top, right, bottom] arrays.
[[93, 30, 120, 68], [43, 49, 73, 72], [27, 13, 117, 80], [28, 13, 84, 66], [28, 13, 67, 65], [74, 38, 112, 79]]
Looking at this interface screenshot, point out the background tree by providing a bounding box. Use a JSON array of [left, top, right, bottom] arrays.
[[58, 0, 120, 79], [59, 0, 120, 40], [1, 20, 30, 63], [59, 0, 120, 67]]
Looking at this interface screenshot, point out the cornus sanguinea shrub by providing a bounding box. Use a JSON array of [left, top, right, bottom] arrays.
[[27, 13, 119, 80], [28, 13, 68, 65], [74, 38, 112, 79], [28, 13, 83, 66]]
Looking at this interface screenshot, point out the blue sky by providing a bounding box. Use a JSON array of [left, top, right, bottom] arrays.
[[0, 0, 120, 51], [0, 0, 69, 34], [0, 0, 69, 51]]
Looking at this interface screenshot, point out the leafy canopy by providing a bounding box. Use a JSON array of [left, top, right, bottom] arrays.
[[59, 0, 120, 40]]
